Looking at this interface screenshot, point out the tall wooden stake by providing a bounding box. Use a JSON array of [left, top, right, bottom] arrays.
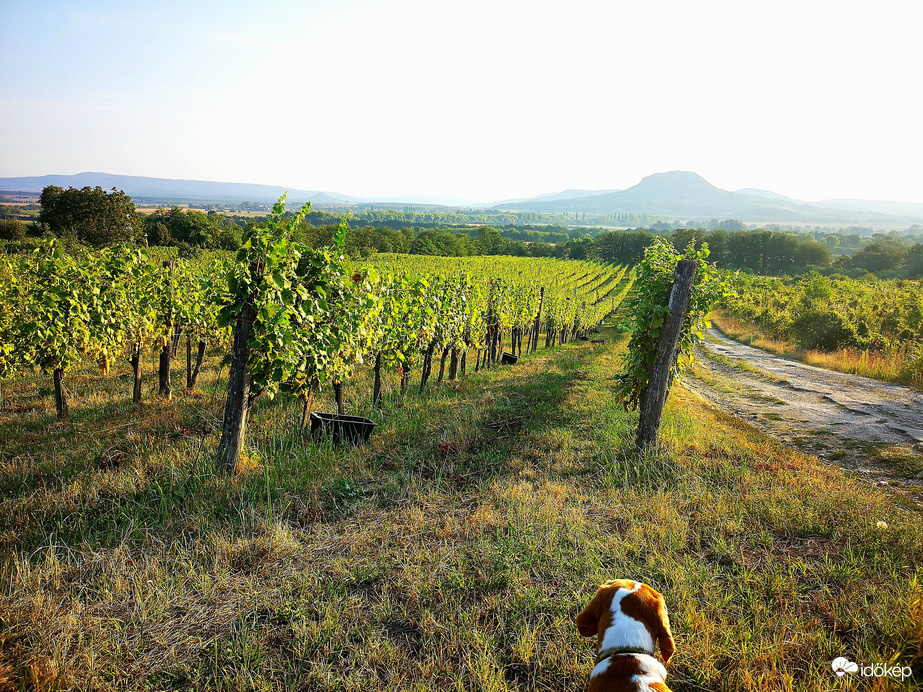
[[372, 353, 383, 409], [216, 302, 257, 473], [635, 260, 697, 452], [158, 260, 174, 398]]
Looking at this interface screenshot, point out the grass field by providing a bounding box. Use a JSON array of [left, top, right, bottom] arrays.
[[0, 327, 920, 690]]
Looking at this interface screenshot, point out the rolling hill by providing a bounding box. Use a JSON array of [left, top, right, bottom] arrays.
[[492, 171, 923, 224], [3, 170, 923, 224], [0, 172, 350, 205]]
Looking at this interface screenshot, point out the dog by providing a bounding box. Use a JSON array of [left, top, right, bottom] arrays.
[[576, 579, 676, 692]]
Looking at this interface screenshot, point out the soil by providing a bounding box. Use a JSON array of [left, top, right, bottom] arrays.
[[684, 328, 923, 509]]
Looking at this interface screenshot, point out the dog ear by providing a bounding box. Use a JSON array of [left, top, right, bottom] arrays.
[[651, 591, 676, 664], [576, 591, 602, 637]]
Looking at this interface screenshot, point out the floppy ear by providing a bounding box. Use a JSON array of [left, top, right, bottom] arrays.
[[576, 591, 602, 637], [652, 592, 676, 663]]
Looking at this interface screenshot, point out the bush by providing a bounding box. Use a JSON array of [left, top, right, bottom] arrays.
[[791, 309, 858, 351]]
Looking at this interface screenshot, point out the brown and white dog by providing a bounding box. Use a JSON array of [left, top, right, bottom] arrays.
[[576, 579, 676, 692]]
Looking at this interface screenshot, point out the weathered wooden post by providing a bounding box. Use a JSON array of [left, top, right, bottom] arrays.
[[215, 297, 257, 473], [188, 338, 207, 388], [529, 286, 545, 353], [158, 260, 174, 398], [130, 341, 143, 403], [333, 381, 345, 415], [53, 367, 69, 420], [372, 353, 384, 408], [186, 334, 193, 388], [635, 259, 697, 451]]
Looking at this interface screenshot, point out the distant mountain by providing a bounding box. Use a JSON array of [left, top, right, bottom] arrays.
[[4, 170, 922, 224], [493, 171, 923, 224], [0, 172, 350, 205]]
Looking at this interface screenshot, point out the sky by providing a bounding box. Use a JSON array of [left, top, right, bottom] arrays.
[[1, 0, 920, 204]]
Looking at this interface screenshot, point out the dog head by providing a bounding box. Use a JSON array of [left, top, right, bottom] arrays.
[[576, 579, 675, 663]]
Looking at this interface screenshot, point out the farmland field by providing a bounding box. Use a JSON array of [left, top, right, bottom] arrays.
[[0, 248, 921, 690]]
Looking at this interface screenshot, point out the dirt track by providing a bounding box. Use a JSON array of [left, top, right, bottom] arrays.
[[685, 328, 923, 507]]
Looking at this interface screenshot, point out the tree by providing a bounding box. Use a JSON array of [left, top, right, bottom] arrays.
[[0, 218, 26, 241], [850, 237, 909, 272], [474, 226, 505, 254], [145, 207, 235, 248], [905, 244, 923, 278], [39, 186, 141, 247]]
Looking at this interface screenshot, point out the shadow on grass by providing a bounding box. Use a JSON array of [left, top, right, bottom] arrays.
[[1, 343, 595, 560]]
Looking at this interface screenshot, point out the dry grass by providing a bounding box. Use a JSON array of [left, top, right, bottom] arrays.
[[0, 332, 921, 690]]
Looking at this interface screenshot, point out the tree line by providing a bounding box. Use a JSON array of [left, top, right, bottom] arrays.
[[7, 185, 923, 279], [558, 228, 923, 278]]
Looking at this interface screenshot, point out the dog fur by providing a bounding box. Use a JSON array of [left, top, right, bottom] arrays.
[[576, 579, 675, 692]]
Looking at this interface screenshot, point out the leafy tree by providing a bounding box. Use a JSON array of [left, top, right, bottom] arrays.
[[410, 229, 471, 256], [39, 186, 141, 247], [595, 230, 654, 264], [906, 244, 923, 278], [474, 226, 506, 254], [145, 207, 239, 249], [850, 237, 909, 272], [215, 198, 358, 472]]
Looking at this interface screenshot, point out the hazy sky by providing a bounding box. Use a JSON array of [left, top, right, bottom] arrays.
[[1, 0, 920, 203]]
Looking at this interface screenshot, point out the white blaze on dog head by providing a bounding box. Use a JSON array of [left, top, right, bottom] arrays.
[[576, 579, 676, 664]]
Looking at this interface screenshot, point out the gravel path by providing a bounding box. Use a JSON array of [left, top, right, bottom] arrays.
[[685, 328, 923, 506]]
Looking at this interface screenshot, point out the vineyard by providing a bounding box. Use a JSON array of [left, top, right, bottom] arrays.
[[0, 201, 635, 472], [717, 272, 923, 387], [1, 211, 922, 690]]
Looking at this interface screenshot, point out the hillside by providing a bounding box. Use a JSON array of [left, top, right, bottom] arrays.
[[4, 170, 923, 224], [493, 171, 923, 224], [0, 172, 349, 205]]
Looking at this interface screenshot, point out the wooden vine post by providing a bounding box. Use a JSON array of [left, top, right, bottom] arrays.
[[215, 296, 257, 473], [635, 259, 697, 451], [158, 260, 174, 398], [531, 287, 544, 353]]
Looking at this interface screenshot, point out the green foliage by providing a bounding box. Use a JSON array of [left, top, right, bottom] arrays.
[[722, 272, 923, 352], [12, 241, 149, 375], [145, 207, 241, 250], [849, 237, 910, 272], [0, 218, 26, 241], [615, 237, 733, 410], [218, 199, 374, 401], [0, 256, 19, 379], [39, 185, 141, 247], [373, 273, 428, 371]]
